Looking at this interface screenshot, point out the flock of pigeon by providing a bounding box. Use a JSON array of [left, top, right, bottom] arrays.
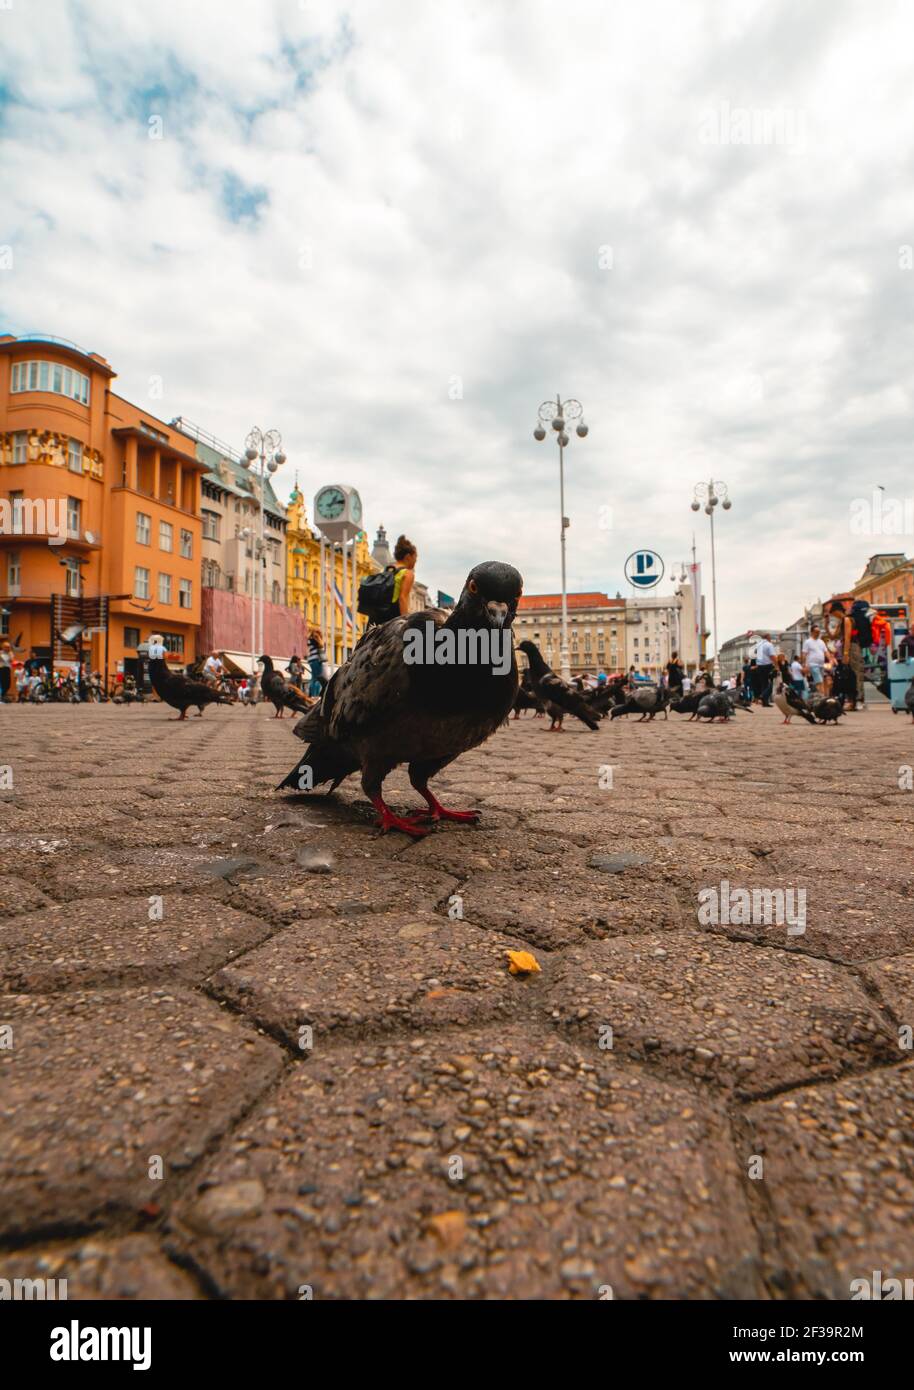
[[513, 648, 849, 728], [142, 558, 906, 838]]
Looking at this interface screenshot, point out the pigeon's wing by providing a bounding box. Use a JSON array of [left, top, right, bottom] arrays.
[[536, 672, 599, 728], [323, 614, 424, 744], [174, 674, 219, 704]]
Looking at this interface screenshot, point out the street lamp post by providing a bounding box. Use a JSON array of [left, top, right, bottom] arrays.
[[533, 394, 588, 681], [240, 427, 286, 674], [690, 480, 732, 683]]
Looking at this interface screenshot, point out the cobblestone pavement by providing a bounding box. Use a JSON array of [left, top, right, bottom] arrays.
[[1, 700, 912, 1300]]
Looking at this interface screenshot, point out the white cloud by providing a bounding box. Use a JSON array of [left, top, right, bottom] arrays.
[[2, 0, 913, 640]]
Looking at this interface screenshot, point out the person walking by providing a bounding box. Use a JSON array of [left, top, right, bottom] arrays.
[[788, 653, 806, 695], [802, 624, 828, 693], [751, 633, 777, 706], [666, 652, 684, 693], [307, 629, 327, 698], [825, 601, 862, 710], [0, 640, 12, 703]]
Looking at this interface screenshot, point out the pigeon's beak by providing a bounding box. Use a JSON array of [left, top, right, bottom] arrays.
[[486, 601, 508, 628]]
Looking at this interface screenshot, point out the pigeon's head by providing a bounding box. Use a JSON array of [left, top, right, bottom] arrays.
[[257, 654, 273, 669], [460, 561, 523, 629]]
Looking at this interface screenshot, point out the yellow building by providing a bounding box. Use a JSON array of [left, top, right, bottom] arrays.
[[285, 486, 376, 665]]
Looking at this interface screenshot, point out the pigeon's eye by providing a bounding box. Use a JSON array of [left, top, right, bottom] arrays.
[[468, 580, 478, 594]]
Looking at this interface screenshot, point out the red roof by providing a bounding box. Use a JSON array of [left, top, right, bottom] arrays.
[[518, 592, 622, 611]]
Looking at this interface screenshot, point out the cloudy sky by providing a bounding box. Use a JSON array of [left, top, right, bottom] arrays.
[[3, 0, 913, 644]]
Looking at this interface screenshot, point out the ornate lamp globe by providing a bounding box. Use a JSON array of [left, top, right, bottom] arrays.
[[558, 432, 569, 447], [576, 422, 588, 437], [244, 446, 258, 461], [533, 426, 546, 441], [274, 451, 287, 465], [722, 498, 732, 510], [691, 500, 700, 511], [552, 416, 564, 431]]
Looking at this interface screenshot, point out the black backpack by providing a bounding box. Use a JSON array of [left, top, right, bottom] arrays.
[[357, 565, 399, 622], [851, 600, 873, 648]]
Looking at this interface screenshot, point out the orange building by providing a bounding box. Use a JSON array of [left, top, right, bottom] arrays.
[[0, 333, 206, 680]]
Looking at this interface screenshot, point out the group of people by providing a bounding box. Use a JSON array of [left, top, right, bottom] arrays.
[[733, 604, 891, 710]]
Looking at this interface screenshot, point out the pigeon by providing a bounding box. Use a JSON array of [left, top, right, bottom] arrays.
[[610, 685, 671, 722], [694, 690, 744, 721], [259, 655, 312, 718], [773, 678, 817, 725], [671, 691, 703, 718], [148, 658, 235, 721], [511, 686, 544, 719], [808, 693, 844, 723], [517, 641, 601, 731], [905, 677, 914, 721], [277, 561, 524, 836]]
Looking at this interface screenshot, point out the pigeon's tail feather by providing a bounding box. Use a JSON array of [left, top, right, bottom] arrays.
[[277, 740, 358, 792]]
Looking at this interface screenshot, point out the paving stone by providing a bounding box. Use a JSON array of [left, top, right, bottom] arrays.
[[0, 895, 275, 992], [0, 873, 53, 914], [0, 987, 283, 1238], [544, 931, 895, 1096], [170, 1027, 762, 1299], [208, 910, 543, 1042], [861, 953, 914, 1024], [0, 1234, 201, 1299], [460, 867, 682, 950], [744, 1063, 914, 1298], [229, 863, 458, 924]]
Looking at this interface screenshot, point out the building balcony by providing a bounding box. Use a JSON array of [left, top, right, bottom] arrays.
[[0, 525, 101, 550]]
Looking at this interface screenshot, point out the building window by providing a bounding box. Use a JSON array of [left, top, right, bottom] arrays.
[[63, 558, 81, 597], [179, 578, 192, 609], [159, 520, 173, 552], [272, 581, 281, 603], [67, 438, 83, 474], [180, 528, 193, 558], [202, 510, 220, 540], [162, 632, 184, 655], [66, 496, 81, 537], [134, 566, 150, 600], [11, 359, 90, 404], [158, 573, 173, 604], [7, 551, 21, 595], [124, 627, 140, 648], [136, 511, 151, 545], [11, 432, 28, 464], [8, 491, 23, 533]]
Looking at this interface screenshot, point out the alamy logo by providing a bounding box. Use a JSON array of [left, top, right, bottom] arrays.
[[697, 879, 806, 935], [402, 620, 512, 676], [50, 1320, 151, 1370], [849, 490, 914, 536], [0, 1277, 68, 1300], [850, 1270, 914, 1300], [0, 496, 68, 545]]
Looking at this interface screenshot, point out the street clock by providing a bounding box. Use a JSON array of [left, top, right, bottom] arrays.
[[314, 484, 363, 541]]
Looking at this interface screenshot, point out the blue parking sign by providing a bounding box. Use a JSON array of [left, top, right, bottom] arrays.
[[624, 550, 664, 589]]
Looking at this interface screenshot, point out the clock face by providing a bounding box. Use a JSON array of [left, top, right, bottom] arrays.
[[350, 491, 362, 523], [317, 486, 345, 520]]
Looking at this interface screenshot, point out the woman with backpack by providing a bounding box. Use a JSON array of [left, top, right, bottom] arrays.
[[357, 534, 418, 625], [825, 600, 862, 710]]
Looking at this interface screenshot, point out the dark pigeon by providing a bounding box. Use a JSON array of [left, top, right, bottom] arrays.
[[148, 658, 235, 721], [278, 561, 524, 836], [517, 641, 600, 731], [259, 654, 311, 718]]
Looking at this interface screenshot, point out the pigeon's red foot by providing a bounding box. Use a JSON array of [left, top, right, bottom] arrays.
[[371, 796, 431, 838], [406, 790, 481, 824]]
